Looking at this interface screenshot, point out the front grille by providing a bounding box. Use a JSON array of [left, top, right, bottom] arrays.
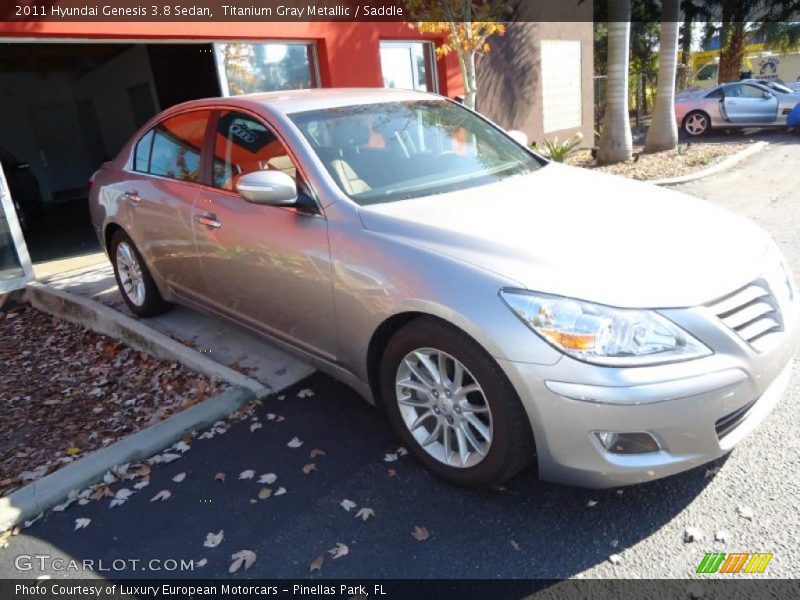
[[715, 398, 758, 439], [707, 280, 783, 350]]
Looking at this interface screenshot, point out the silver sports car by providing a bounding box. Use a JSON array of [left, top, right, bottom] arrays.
[[90, 88, 800, 488], [675, 80, 800, 135]]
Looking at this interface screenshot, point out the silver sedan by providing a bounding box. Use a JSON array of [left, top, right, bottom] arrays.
[[90, 89, 800, 488], [675, 80, 800, 136]]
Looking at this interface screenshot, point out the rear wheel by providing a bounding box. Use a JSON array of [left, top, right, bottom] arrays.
[[110, 229, 171, 317], [380, 317, 534, 487], [682, 111, 710, 136]]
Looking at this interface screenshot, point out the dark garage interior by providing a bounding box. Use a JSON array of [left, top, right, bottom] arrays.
[[0, 43, 220, 263]]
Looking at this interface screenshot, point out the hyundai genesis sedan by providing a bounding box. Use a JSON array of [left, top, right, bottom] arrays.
[[89, 88, 800, 488]]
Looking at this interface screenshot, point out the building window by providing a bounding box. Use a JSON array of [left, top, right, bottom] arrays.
[[380, 41, 438, 93], [214, 42, 320, 96], [541, 40, 583, 133]]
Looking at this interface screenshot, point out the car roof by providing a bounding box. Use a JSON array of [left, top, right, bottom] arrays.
[[169, 88, 444, 117]]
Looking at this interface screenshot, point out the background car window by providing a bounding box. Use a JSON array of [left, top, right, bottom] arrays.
[[213, 111, 298, 192], [133, 130, 153, 173], [149, 110, 211, 182]]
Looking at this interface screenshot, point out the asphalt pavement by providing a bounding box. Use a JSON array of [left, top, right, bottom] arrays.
[[2, 133, 800, 580]]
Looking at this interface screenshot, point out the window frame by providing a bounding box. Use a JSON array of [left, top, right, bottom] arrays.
[[202, 107, 322, 214], [379, 40, 439, 94], [213, 41, 322, 97], [129, 107, 215, 186]]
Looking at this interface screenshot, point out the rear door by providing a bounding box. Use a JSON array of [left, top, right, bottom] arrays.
[[125, 109, 212, 297], [722, 83, 779, 123]]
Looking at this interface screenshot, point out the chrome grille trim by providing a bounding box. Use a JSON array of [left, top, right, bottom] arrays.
[[707, 279, 783, 349]]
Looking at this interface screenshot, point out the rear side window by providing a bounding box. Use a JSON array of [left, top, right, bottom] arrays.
[[133, 130, 153, 172], [145, 110, 211, 183]]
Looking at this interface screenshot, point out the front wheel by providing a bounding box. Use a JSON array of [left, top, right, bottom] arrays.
[[380, 317, 534, 487], [682, 111, 710, 136]]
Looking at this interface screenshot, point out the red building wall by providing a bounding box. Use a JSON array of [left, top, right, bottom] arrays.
[[0, 21, 465, 97]]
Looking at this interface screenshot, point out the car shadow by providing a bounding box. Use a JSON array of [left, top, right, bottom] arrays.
[[10, 372, 725, 580]]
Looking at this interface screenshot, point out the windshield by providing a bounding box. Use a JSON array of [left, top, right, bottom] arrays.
[[289, 100, 543, 205]]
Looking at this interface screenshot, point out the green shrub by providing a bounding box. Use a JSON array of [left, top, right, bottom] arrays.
[[532, 132, 584, 162]]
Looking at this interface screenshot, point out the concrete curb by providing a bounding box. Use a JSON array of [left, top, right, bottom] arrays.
[[24, 282, 269, 398], [0, 385, 255, 531], [652, 141, 769, 186]]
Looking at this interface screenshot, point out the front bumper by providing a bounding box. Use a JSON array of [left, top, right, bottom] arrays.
[[497, 304, 800, 488]]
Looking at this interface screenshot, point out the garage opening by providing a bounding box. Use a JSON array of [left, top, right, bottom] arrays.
[[0, 42, 220, 269]]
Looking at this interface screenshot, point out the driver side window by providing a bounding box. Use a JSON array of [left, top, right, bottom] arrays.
[[212, 110, 299, 192]]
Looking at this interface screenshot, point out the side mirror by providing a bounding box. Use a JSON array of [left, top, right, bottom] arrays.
[[763, 91, 773, 99], [507, 130, 529, 147], [236, 170, 297, 206]]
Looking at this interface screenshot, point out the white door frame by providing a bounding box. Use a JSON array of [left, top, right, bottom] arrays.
[[0, 164, 34, 293]]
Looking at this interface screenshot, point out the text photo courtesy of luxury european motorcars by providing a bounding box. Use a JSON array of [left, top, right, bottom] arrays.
[[1, 0, 800, 597]]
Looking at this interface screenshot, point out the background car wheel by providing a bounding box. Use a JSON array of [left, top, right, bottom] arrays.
[[682, 111, 710, 136], [380, 317, 535, 487], [110, 229, 171, 317]]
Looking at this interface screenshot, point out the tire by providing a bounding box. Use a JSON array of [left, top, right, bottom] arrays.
[[109, 229, 171, 317], [682, 111, 710, 137], [380, 317, 535, 487]]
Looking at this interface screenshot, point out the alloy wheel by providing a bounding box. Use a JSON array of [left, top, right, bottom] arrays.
[[685, 113, 708, 135], [395, 347, 493, 468], [115, 241, 146, 307]]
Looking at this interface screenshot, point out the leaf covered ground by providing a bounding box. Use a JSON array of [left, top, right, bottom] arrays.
[[0, 303, 226, 497]]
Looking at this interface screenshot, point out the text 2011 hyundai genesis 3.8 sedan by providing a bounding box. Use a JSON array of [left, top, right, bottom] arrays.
[[89, 88, 800, 488]]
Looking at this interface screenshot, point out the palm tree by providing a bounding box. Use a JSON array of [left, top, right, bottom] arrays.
[[598, 0, 633, 165], [645, 0, 680, 153]]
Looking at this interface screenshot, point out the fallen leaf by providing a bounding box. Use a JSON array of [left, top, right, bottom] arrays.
[[297, 388, 315, 398], [276, 416, 285, 422], [65, 446, 81, 456], [384, 453, 398, 462], [204, 530, 224, 548], [258, 488, 272, 500], [610, 539, 619, 547], [172, 472, 186, 483], [52, 500, 74, 512], [239, 469, 255, 480], [287, 437, 303, 448], [388, 469, 397, 477], [355, 507, 375, 521], [396, 446, 409, 456], [340, 499, 357, 512], [310, 449, 326, 458], [74, 518, 91, 530], [258, 473, 277, 485], [302, 463, 317, 474], [587, 500, 598, 507], [160, 453, 181, 463], [510, 540, 520, 551], [173, 441, 191, 454], [411, 526, 429, 541], [266, 413, 276, 421], [275, 487, 286, 496], [250, 422, 262, 432], [109, 488, 133, 508], [133, 478, 150, 490], [310, 555, 324, 573], [131, 464, 151, 478], [328, 542, 349, 559], [151, 490, 172, 502], [195, 558, 207, 568], [229, 550, 257, 573], [215, 472, 226, 483], [103, 471, 117, 485]]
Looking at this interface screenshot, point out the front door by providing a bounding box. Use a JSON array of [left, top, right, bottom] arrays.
[[192, 109, 337, 360], [723, 83, 779, 123]]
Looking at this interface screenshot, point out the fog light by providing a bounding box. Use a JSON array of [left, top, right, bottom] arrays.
[[595, 432, 661, 454]]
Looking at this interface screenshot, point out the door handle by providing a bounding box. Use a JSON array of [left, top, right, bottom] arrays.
[[194, 212, 222, 229], [123, 190, 141, 203]]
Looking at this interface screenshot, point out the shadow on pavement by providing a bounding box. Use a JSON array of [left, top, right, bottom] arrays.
[[8, 372, 723, 579]]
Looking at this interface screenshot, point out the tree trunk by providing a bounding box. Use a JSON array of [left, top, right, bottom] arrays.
[[645, 0, 680, 153], [718, 22, 747, 83], [459, 50, 478, 109], [598, 1, 633, 165]]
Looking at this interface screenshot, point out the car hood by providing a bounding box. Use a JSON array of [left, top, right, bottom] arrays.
[[358, 163, 772, 309]]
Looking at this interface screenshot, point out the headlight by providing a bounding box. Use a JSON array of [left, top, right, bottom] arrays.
[[499, 290, 711, 366]]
